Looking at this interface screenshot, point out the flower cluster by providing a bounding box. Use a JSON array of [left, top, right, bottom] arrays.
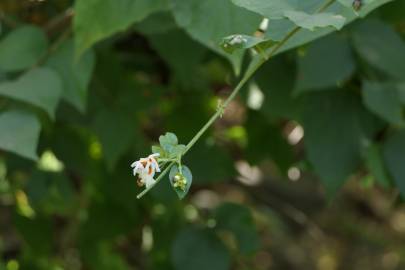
[[132, 132, 193, 200], [131, 153, 160, 188], [172, 173, 187, 191]]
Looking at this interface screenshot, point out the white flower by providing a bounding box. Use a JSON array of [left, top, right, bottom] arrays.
[[131, 153, 160, 188]]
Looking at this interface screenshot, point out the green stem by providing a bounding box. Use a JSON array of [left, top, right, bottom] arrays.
[[137, 0, 336, 199], [136, 162, 175, 199]]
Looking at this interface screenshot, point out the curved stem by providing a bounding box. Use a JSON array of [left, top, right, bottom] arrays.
[[137, 0, 336, 199]]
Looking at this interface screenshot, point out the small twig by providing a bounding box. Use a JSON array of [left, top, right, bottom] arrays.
[[44, 8, 74, 34]]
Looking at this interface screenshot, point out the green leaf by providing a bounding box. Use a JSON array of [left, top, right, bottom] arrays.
[[255, 55, 301, 120], [0, 25, 48, 72], [351, 19, 405, 80], [245, 110, 294, 173], [284, 10, 346, 31], [73, 0, 168, 57], [362, 81, 403, 125], [231, 0, 319, 19], [172, 227, 230, 270], [159, 132, 178, 153], [301, 91, 370, 195], [383, 130, 405, 197], [0, 110, 40, 160], [147, 29, 207, 88], [171, 144, 186, 158], [266, 1, 393, 56], [295, 33, 355, 94], [215, 203, 259, 255], [338, 0, 378, 10], [170, 0, 262, 74], [46, 39, 95, 113], [0, 68, 62, 118], [169, 164, 192, 199], [364, 144, 391, 188], [92, 109, 134, 171], [220, 34, 277, 54], [134, 11, 178, 35], [151, 145, 165, 156]]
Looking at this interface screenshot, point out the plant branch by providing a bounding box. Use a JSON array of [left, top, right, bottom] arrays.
[[137, 0, 336, 199]]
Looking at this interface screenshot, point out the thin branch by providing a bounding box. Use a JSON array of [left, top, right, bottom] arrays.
[[136, 0, 337, 199]]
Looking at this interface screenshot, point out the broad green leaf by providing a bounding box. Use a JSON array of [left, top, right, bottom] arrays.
[[147, 29, 207, 88], [0, 110, 40, 160], [268, 0, 393, 55], [295, 33, 355, 94], [73, 0, 168, 57], [302, 91, 370, 195], [233, 0, 390, 21], [171, 145, 186, 157], [338, 0, 378, 9], [134, 11, 178, 35], [0, 25, 48, 72], [0, 68, 62, 118], [172, 227, 230, 270], [362, 81, 403, 125], [215, 203, 259, 255], [46, 39, 95, 113], [92, 109, 134, 171], [169, 164, 193, 199], [364, 144, 391, 188], [245, 110, 294, 173], [255, 55, 301, 120], [170, 0, 262, 74], [220, 34, 277, 54], [351, 19, 405, 80], [231, 0, 322, 19], [284, 11, 346, 31], [383, 130, 405, 196], [159, 132, 178, 146], [159, 132, 179, 154]]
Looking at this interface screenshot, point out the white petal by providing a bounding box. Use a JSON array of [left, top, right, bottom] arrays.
[[143, 175, 156, 188], [150, 153, 160, 158], [130, 161, 138, 168]]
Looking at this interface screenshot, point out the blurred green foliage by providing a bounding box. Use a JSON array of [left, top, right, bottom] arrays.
[[0, 0, 405, 269]]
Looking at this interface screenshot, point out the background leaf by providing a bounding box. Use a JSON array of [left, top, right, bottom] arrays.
[[0, 25, 48, 72], [0, 110, 40, 160], [295, 33, 355, 94], [172, 228, 230, 270], [46, 39, 95, 113], [284, 11, 346, 31], [170, 0, 262, 73], [351, 19, 405, 80], [383, 130, 405, 197], [74, 0, 168, 56], [362, 81, 403, 125], [0, 68, 62, 118]]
